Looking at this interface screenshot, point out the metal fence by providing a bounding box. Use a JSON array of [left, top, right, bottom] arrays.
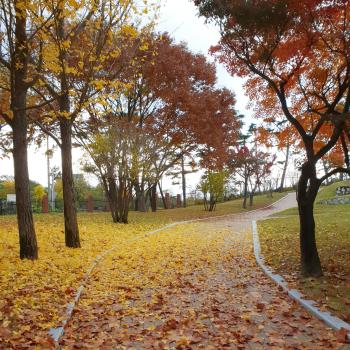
[[0, 195, 206, 216], [0, 196, 186, 216], [0, 200, 16, 216], [46, 200, 110, 213]]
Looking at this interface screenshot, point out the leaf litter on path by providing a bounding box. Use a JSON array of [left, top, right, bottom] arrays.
[[61, 219, 349, 349]]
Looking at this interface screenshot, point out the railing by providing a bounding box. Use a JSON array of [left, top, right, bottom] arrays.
[[0, 191, 274, 216], [0, 201, 17, 215]]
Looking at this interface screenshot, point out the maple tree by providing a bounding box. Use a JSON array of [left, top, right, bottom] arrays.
[[230, 144, 274, 209], [227, 123, 275, 208], [194, 0, 350, 276], [123, 33, 219, 212], [79, 33, 239, 221], [247, 151, 275, 206]]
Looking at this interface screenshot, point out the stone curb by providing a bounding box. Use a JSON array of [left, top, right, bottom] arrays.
[[48, 195, 289, 348], [252, 220, 350, 340]]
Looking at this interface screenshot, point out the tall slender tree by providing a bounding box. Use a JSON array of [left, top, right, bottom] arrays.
[[0, 1, 55, 259]]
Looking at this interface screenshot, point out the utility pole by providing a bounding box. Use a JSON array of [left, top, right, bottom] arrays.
[[47, 136, 51, 206], [181, 154, 187, 208]]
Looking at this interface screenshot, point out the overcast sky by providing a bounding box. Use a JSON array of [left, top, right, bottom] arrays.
[[157, 0, 250, 114], [0, 0, 252, 194]]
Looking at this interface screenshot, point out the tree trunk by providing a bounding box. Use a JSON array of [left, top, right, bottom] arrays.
[[119, 202, 129, 224], [279, 141, 290, 192], [242, 176, 248, 209], [138, 193, 147, 212], [104, 176, 119, 223], [12, 114, 38, 259], [249, 192, 254, 207], [181, 155, 187, 208], [117, 178, 130, 224], [134, 182, 147, 212], [135, 189, 141, 211], [158, 181, 167, 209], [56, 13, 80, 247], [203, 193, 208, 211], [60, 117, 80, 248], [208, 194, 216, 212], [297, 164, 322, 277], [150, 184, 157, 212], [257, 184, 261, 194], [10, 7, 38, 259]]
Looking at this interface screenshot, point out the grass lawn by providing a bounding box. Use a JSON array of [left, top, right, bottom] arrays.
[[0, 192, 284, 348], [129, 190, 286, 223], [258, 181, 350, 323]]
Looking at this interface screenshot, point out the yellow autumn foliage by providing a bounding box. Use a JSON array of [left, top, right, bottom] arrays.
[[0, 193, 284, 348], [0, 213, 166, 348]]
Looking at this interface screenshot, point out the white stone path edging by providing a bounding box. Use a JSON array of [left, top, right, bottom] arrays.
[[252, 220, 350, 341], [48, 196, 289, 347]]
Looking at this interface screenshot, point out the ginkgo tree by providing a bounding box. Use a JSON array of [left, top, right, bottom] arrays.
[[199, 171, 227, 211], [0, 0, 156, 257], [0, 0, 57, 259], [194, 0, 350, 276], [31, 0, 156, 247]]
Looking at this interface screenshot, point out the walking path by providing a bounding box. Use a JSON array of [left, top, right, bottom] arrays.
[[60, 194, 349, 349]]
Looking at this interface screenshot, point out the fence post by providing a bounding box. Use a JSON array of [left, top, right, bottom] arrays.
[[165, 193, 170, 209], [87, 195, 93, 213], [176, 194, 182, 208], [42, 195, 49, 214]]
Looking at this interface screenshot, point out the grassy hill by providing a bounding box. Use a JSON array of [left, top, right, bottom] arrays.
[[317, 180, 350, 202], [273, 180, 350, 216], [258, 180, 350, 322]]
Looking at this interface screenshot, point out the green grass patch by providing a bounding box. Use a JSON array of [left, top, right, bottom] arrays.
[[259, 182, 350, 322], [0, 191, 286, 226], [318, 180, 350, 202], [127, 191, 286, 223]]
